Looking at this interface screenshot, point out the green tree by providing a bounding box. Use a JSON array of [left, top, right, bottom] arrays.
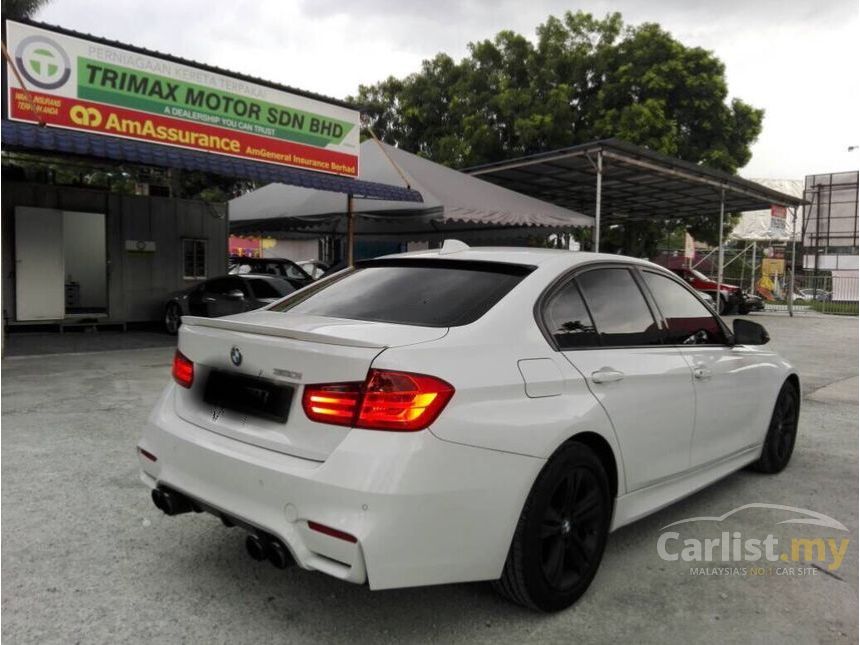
[[2, 0, 50, 19], [352, 11, 763, 252]]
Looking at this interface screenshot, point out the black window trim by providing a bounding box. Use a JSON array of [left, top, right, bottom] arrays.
[[355, 257, 537, 276], [635, 267, 734, 348], [535, 260, 668, 352]]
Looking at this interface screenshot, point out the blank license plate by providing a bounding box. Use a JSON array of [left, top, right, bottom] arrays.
[[204, 371, 293, 423]]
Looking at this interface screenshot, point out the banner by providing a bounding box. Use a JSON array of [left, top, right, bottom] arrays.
[[770, 205, 787, 233], [4, 20, 360, 177], [683, 232, 695, 260]]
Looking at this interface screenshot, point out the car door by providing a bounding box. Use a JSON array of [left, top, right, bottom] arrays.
[[543, 266, 696, 491], [185, 283, 209, 317], [199, 276, 250, 317], [638, 269, 766, 467]]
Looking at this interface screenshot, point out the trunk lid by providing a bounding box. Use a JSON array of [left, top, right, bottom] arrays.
[[173, 311, 447, 461]]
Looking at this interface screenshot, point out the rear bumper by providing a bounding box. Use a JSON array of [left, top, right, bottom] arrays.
[[139, 385, 544, 590]]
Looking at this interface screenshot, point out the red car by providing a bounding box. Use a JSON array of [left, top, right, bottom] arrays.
[[669, 267, 749, 314]]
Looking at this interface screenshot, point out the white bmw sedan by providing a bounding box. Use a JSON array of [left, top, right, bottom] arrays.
[[139, 243, 800, 612]]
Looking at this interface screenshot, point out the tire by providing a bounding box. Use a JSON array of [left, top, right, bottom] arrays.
[[750, 381, 799, 474], [164, 302, 183, 335], [493, 441, 611, 612], [717, 294, 728, 315]]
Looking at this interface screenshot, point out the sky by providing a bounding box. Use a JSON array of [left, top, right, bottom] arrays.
[[34, 0, 860, 180]]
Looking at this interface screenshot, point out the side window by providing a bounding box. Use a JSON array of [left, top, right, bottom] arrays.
[[285, 263, 308, 280], [205, 277, 243, 295], [543, 280, 600, 348], [641, 271, 727, 345], [246, 278, 294, 299], [182, 239, 207, 280], [260, 262, 283, 276], [576, 268, 662, 347]]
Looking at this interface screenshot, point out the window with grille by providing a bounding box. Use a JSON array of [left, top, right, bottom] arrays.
[[182, 239, 207, 280]]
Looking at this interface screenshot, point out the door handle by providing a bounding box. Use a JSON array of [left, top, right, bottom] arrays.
[[202, 297, 216, 302], [591, 368, 624, 384], [693, 366, 712, 380]]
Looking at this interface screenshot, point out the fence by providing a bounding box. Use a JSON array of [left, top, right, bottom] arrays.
[[682, 242, 858, 316], [761, 273, 859, 315]]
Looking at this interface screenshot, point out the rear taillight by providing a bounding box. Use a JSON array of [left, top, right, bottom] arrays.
[[302, 382, 362, 425], [358, 370, 454, 431], [172, 350, 194, 388], [301, 369, 454, 432]]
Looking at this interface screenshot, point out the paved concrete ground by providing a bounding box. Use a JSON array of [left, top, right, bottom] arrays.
[[2, 314, 857, 644], [2, 329, 174, 358]]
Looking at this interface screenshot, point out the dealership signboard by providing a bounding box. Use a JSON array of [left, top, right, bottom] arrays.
[[3, 20, 360, 177]]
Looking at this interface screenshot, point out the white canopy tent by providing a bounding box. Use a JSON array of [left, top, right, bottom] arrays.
[[730, 179, 804, 242], [229, 140, 592, 244]]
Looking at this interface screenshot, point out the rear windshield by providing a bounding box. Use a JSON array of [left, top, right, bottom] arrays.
[[269, 259, 533, 327]]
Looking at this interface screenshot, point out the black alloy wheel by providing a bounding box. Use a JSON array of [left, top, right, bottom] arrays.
[[494, 441, 611, 612], [540, 467, 604, 591], [751, 381, 799, 474]]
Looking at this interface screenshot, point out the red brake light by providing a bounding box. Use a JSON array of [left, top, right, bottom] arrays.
[[301, 369, 454, 432], [302, 382, 362, 426], [172, 350, 194, 388], [358, 370, 454, 431]]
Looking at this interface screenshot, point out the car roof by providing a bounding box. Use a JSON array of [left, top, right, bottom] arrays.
[[377, 245, 663, 272], [237, 273, 290, 282], [230, 256, 295, 263]]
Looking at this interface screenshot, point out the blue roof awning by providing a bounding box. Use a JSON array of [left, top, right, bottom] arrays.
[[1, 120, 423, 203]]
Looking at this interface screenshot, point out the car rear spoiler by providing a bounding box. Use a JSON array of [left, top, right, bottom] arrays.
[[180, 316, 387, 349]]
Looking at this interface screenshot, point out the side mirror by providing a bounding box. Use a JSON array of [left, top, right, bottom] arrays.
[[732, 319, 770, 345], [224, 289, 245, 301]]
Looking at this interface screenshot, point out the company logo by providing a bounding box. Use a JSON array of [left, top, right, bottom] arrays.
[[230, 346, 242, 367], [69, 105, 102, 127], [14, 35, 72, 90], [657, 503, 850, 576]]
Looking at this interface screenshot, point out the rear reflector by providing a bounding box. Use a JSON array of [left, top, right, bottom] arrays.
[[137, 447, 157, 462], [301, 369, 454, 432], [172, 350, 194, 388], [307, 520, 358, 543]]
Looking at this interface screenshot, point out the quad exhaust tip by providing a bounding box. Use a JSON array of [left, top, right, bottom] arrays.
[[152, 487, 294, 570], [245, 534, 267, 561], [245, 533, 294, 569], [151, 488, 193, 516], [266, 539, 293, 569]]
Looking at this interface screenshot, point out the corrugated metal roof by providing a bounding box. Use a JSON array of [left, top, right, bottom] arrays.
[[467, 138, 806, 221], [1, 120, 424, 202]]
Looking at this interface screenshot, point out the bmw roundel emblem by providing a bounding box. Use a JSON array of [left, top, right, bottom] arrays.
[[230, 346, 242, 367]]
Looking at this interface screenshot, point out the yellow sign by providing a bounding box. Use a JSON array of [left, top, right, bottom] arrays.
[[761, 258, 785, 276]]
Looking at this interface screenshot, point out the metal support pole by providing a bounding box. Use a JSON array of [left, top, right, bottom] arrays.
[[750, 241, 757, 293], [346, 194, 355, 267], [594, 151, 603, 252], [788, 206, 798, 317], [716, 187, 726, 314]]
